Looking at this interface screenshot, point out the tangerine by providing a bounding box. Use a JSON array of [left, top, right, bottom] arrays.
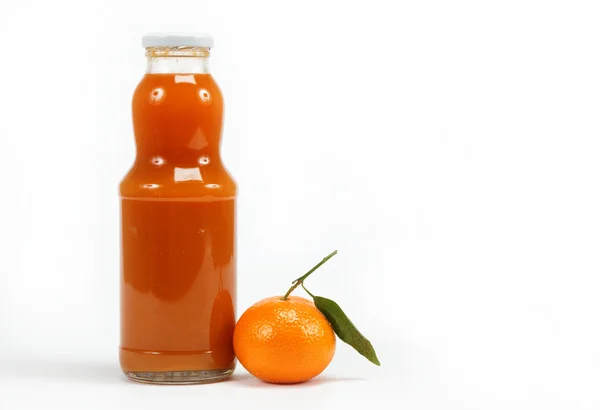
[[233, 296, 336, 384]]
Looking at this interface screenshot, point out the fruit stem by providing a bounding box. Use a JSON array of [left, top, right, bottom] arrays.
[[281, 250, 337, 300]]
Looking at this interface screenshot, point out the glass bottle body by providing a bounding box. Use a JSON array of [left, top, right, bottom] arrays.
[[119, 47, 236, 384]]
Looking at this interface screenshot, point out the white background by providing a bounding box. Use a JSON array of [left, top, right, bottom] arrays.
[[1, 0, 599, 409]]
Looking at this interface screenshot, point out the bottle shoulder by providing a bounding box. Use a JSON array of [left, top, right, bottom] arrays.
[[120, 162, 236, 199], [133, 73, 222, 102]]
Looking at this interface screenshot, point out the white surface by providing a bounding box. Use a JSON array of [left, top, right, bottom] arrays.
[[0, 362, 416, 409], [1, 0, 600, 409], [142, 33, 215, 48]]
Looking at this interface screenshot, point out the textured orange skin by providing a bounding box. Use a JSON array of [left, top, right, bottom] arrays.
[[233, 296, 336, 384]]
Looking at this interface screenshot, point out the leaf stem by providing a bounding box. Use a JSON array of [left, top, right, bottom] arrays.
[[281, 250, 338, 300], [301, 282, 315, 298]]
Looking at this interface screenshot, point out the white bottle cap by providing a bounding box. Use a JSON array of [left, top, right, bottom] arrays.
[[142, 33, 214, 48]]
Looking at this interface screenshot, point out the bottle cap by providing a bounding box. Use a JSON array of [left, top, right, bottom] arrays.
[[142, 33, 214, 48]]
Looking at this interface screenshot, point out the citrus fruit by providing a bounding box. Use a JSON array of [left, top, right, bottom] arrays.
[[233, 295, 336, 384], [233, 250, 380, 384]]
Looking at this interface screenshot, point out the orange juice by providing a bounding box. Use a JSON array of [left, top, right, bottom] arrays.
[[119, 35, 236, 384]]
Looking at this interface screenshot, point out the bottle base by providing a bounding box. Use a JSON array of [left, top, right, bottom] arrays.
[[125, 368, 234, 385]]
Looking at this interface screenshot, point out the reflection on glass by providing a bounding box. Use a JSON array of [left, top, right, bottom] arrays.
[[174, 167, 203, 182], [199, 88, 211, 103], [149, 88, 165, 105], [209, 287, 235, 368], [150, 156, 165, 166], [174, 74, 197, 84]]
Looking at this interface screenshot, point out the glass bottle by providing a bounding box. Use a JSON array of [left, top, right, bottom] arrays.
[[119, 34, 236, 384]]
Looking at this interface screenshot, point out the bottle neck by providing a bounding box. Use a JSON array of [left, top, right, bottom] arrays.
[[145, 46, 210, 74]]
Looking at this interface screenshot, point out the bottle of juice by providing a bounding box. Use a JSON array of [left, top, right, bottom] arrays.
[[119, 33, 236, 384]]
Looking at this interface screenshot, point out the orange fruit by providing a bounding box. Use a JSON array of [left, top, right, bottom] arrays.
[[233, 295, 336, 384]]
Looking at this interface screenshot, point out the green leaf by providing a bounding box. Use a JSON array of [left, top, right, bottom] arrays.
[[313, 296, 381, 366]]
